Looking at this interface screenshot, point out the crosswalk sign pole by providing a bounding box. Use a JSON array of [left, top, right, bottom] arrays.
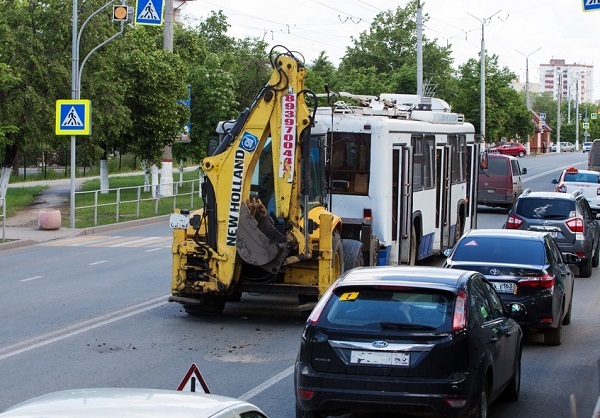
[[70, 0, 78, 229]]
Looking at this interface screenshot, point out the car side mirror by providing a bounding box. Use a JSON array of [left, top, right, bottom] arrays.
[[508, 303, 527, 320], [551, 179, 558, 184], [521, 168, 527, 175]]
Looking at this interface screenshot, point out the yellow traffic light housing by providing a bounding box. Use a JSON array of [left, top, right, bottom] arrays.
[[112, 5, 128, 22]]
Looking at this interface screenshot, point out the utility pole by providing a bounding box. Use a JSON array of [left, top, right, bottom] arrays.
[[468, 10, 501, 144], [516, 47, 541, 110], [556, 72, 562, 152], [159, 0, 174, 197], [575, 77, 580, 149], [416, 0, 423, 97]]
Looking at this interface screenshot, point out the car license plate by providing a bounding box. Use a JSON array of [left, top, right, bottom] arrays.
[[169, 213, 190, 229], [350, 351, 410, 367], [492, 282, 515, 294]]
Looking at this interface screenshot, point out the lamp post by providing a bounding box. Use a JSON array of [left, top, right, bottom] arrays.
[[468, 10, 501, 144], [516, 47, 541, 110]]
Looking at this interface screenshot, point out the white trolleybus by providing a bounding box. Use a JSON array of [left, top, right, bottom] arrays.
[[314, 93, 481, 266]]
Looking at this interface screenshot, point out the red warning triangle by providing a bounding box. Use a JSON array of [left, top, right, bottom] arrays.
[[177, 363, 210, 393]]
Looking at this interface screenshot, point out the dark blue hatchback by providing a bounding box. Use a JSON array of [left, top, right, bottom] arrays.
[[294, 266, 524, 418]]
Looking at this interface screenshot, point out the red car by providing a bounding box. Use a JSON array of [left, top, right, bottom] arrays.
[[491, 142, 527, 158]]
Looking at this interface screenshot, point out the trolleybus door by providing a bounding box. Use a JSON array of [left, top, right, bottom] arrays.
[[436, 145, 451, 251], [393, 145, 413, 264]]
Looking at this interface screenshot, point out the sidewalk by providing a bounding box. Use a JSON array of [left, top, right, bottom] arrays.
[[0, 170, 186, 251]]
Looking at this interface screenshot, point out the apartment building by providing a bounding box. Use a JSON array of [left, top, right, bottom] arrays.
[[539, 59, 594, 103]]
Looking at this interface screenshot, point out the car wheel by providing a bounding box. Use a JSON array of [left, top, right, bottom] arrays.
[[578, 257, 593, 278], [544, 319, 562, 346], [474, 380, 489, 418], [592, 244, 600, 268], [518, 151, 525, 158], [296, 404, 322, 418], [342, 239, 364, 272], [502, 349, 521, 402]]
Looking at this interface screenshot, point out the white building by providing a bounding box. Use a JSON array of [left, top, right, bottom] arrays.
[[539, 59, 594, 103]]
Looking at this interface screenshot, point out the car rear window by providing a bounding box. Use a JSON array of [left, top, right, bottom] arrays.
[[452, 236, 545, 265], [319, 287, 454, 332], [481, 157, 508, 175], [564, 172, 599, 183], [515, 197, 575, 220]]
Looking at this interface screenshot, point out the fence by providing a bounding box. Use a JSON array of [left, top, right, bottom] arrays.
[[0, 197, 5, 242], [73, 178, 203, 228]]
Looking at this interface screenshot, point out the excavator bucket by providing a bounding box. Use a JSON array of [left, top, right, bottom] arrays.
[[236, 200, 290, 273]]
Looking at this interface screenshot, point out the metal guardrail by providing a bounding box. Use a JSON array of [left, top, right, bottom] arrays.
[[73, 179, 202, 227], [0, 196, 5, 242]]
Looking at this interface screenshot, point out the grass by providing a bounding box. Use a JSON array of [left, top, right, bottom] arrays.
[[73, 170, 203, 228], [2, 167, 203, 229], [2, 186, 49, 218]]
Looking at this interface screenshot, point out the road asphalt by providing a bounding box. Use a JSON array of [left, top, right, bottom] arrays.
[[0, 175, 171, 251]]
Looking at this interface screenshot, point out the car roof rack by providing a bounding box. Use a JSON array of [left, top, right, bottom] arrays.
[[571, 190, 583, 198], [522, 188, 531, 197]]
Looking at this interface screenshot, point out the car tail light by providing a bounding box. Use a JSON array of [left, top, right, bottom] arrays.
[[297, 389, 315, 400], [566, 217, 584, 233], [505, 214, 524, 229], [556, 184, 567, 193], [306, 284, 337, 325], [452, 290, 467, 331], [518, 272, 555, 289]]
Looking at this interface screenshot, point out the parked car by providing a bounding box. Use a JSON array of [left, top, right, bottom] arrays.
[[443, 229, 576, 346], [491, 142, 527, 158], [588, 139, 600, 171], [294, 266, 524, 418], [552, 166, 600, 215], [504, 189, 600, 277], [583, 141, 593, 152], [550, 142, 575, 152], [478, 153, 527, 209], [0, 388, 269, 417]]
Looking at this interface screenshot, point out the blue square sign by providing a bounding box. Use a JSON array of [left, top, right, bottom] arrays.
[[55, 100, 91, 135], [135, 0, 164, 26], [582, 0, 600, 11]]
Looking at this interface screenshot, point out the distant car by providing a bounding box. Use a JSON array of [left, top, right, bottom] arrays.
[[0, 388, 269, 418], [504, 189, 600, 278], [552, 166, 600, 215], [295, 266, 524, 418], [443, 229, 576, 346], [478, 153, 527, 209], [491, 142, 527, 158], [550, 142, 575, 152], [583, 142, 593, 152]]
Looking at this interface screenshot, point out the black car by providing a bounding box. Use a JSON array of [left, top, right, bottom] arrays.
[[443, 229, 576, 346], [294, 266, 524, 418]]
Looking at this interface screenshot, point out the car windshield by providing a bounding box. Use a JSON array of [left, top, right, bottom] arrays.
[[516, 198, 575, 220], [564, 172, 600, 183], [452, 236, 545, 265], [320, 287, 454, 332]]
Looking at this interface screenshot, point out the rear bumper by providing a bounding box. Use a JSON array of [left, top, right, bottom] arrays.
[[294, 362, 479, 417]]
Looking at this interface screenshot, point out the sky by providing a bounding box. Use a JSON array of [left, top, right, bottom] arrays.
[[178, 0, 600, 101]]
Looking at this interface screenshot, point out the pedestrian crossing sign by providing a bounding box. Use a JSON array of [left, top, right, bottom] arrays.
[[135, 0, 164, 26], [55, 100, 91, 135]]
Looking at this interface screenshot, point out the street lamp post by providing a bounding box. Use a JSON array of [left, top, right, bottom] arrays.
[[468, 10, 501, 144], [516, 47, 541, 110]]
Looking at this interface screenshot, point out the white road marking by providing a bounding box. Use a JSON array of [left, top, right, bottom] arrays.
[[239, 365, 294, 401], [522, 160, 586, 183], [89, 260, 108, 266], [0, 295, 169, 361], [20, 276, 43, 282], [145, 248, 162, 252]]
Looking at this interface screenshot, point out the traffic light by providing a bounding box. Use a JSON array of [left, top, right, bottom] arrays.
[[112, 5, 128, 22]]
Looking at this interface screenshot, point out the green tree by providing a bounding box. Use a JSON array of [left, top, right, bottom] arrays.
[[454, 55, 533, 143], [338, 1, 455, 97]]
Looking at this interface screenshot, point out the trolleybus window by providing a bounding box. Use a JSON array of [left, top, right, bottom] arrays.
[[412, 134, 435, 191], [330, 132, 370, 195], [449, 135, 467, 184]]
